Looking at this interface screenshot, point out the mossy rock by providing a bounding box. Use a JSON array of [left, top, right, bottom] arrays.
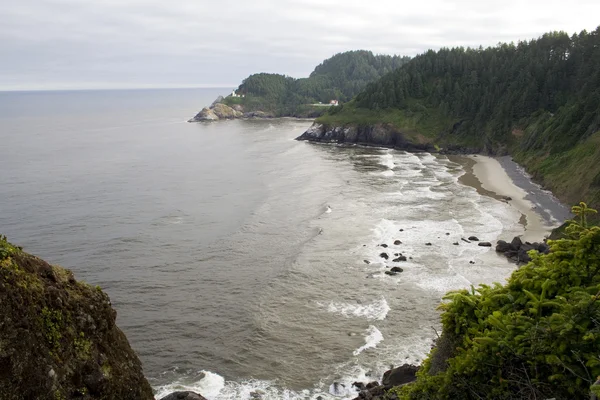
[[0, 236, 153, 400]]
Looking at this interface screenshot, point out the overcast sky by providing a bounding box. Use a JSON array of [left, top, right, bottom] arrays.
[[1, 0, 599, 91]]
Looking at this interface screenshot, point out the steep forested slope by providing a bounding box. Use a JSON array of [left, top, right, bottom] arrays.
[[316, 28, 600, 211], [224, 50, 410, 116]]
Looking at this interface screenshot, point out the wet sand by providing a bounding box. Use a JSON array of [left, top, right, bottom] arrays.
[[449, 155, 569, 242]]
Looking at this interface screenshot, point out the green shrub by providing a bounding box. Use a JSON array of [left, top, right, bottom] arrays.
[[398, 203, 600, 399]]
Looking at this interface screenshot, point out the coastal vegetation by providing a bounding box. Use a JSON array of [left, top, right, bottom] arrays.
[[315, 28, 600, 214], [222, 50, 410, 117], [390, 204, 600, 399]]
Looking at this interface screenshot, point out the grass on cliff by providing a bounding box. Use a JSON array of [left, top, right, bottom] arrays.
[[392, 204, 600, 399]]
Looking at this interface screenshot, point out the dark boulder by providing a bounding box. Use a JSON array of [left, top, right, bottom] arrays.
[[394, 240, 402, 245], [385, 271, 398, 276], [496, 240, 511, 253], [160, 392, 208, 400], [390, 267, 403, 273], [382, 364, 419, 389], [425, 242, 432, 246], [392, 256, 407, 262], [510, 236, 523, 250], [518, 244, 535, 263], [352, 382, 366, 390], [461, 238, 471, 243], [379, 253, 389, 260], [536, 242, 550, 254], [478, 242, 492, 247], [453, 242, 459, 246], [380, 244, 388, 248], [364, 260, 371, 264], [366, 381, 379, 390], [468, 236, 479, 241]]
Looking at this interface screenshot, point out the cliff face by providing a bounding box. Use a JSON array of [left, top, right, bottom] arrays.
[[296, 122, 480, 153], [0, 236, 154, 400], [296, 123, 432, 151]]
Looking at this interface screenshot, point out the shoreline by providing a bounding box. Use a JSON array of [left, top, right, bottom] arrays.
[[451, 154, 569, 242]]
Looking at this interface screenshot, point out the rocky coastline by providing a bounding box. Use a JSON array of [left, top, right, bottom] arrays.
[[188, 96, 276, 122], [295, 122, 480, 154], [188, 95, 331, 122]]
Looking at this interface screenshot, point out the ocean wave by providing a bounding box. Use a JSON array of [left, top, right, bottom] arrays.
[[353, 326, 384, 356], [154, 370, 225, 399], [322, 296, 390, 321], [379, 153, 395, 170]]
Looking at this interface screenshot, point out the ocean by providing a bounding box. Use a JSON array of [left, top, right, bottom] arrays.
[[0, 88, 566, 399]]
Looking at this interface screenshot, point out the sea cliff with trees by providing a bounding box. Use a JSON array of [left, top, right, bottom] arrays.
[[189, 50, 410, 121]]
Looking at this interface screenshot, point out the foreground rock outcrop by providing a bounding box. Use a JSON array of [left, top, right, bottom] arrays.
[[0, 236, 154, 400]]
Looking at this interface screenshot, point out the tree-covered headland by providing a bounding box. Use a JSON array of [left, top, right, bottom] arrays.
[[223, 50, 410, 117]]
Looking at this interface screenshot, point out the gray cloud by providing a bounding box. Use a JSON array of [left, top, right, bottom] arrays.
[[1, 0, 599, 90]]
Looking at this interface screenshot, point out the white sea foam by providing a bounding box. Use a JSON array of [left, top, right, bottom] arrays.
[[353, 326, 384, 356], [324, 296, 390, 321], [381, 170, 395, 177], [154, 371, 316, 400], [154, 370, 225, 399], [380, 153, 395, 170]]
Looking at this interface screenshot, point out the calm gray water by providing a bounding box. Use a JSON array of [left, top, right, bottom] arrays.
[[0, 88, 563, 399]]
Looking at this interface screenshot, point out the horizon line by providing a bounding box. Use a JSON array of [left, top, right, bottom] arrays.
[[0, 84, 237, 93]]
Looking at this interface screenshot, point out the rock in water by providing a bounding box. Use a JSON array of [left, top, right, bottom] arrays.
[[160, 392, 208, 400], [0, 237, 154, 400], [379, 252, 389, 260], [382, 364, 420, 388], [468, 236, 479, 241], [191, 107, 219, 121], [496, 240, 511, 253], [510, 236, 523, 250], [478, 242, 492, 247]]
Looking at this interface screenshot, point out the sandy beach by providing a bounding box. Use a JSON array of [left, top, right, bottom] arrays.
[[450, 155, 569, 242]]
